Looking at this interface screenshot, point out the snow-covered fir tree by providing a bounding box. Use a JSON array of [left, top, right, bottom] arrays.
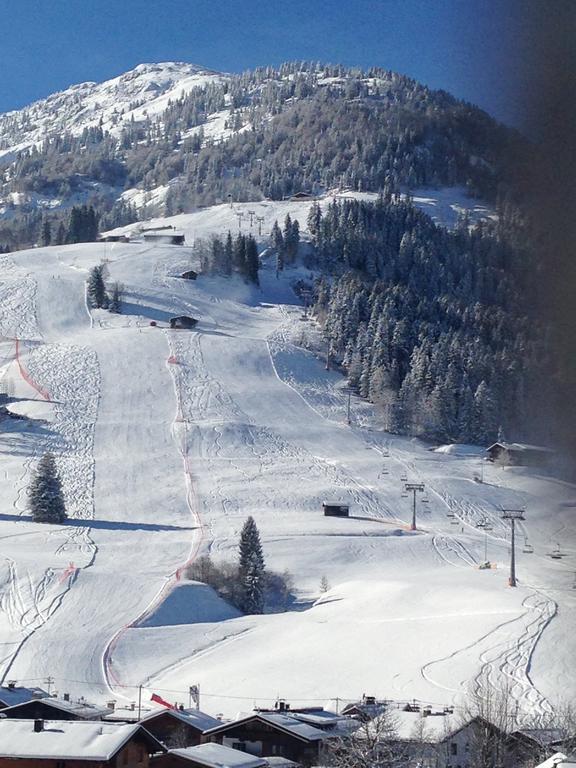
[[28, 452, 66, 524], [238, 516, 265, 614], [86, 265, 108, 309]]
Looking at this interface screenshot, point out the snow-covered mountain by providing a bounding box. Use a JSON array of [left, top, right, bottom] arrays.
[[0, 62, 225, 159], [0, 59, 514, 249]]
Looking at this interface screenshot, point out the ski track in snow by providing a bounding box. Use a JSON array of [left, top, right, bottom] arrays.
[[0, 263, 100, 681]]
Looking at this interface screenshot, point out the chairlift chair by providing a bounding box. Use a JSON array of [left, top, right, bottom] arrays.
[[401, 492, 408, 499], [421, 497, 430, 504], [400, 474, 408, 482], [522, 541, 534, 554], [446, 512, 456, 518], [549, 544, 563, 560]]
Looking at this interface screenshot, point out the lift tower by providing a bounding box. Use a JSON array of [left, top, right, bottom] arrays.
[[405, 483, 425, 531], [501, 509, 525, 587]]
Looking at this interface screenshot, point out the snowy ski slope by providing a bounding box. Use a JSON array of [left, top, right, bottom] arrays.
[[0, 200, 574, 722]]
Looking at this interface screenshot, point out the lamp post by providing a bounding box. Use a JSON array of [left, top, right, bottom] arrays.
[[501, 509, 525, 587]]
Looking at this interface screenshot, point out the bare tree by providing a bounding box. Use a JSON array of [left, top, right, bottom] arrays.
[[324, 710, 407, 768]]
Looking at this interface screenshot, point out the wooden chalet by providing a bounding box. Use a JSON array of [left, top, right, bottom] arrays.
[[179, 270, 198, 280], [151, 743, 267, 768], [143, 232, 186, 246], [169, 316, 198, 330], [0, 718, 164, 768], [203, 713, 333, 766], [140, 708, 221, 749], [486, 442, 556, 467], [0, 697, 110, 721], [288, 192, 314, 202], [98, 234, 129, 243]]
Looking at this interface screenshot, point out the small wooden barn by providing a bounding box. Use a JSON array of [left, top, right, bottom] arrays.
[[180, 270, 198, 280], [170, 316, 198, 330], [322, 502, 349, 518]]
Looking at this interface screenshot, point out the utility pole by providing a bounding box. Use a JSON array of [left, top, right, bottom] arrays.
[[256, 216, 264, 235], [405, 483, 425, 531], [45, 676, 54, 696], [137, 685, 142, 721], [501, 509, 525, 587]]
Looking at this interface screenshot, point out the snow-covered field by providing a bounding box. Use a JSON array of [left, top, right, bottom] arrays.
[[0, 200, 573, 724]]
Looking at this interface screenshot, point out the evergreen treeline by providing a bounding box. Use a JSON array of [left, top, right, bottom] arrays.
[[194, 231, 260, 285], [308, 195, 544, 444]]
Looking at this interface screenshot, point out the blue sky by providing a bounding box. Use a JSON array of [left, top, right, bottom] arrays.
[[0, 0, 529, 125]]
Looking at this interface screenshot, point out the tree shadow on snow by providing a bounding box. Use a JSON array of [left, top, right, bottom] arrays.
[[0, 512, 197, 533]]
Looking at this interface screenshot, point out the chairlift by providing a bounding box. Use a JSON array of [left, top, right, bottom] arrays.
[[401, 491, 408, 499], [450, 519, 460, 525], [522, 540, 534, 554], [400, 476, 408, 483], [421, 497, 430, 504], [549, 544, 563, 560], [446, 512, 456, 518]]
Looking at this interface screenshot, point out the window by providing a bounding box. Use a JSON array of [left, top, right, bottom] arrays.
[[451, 743, 458, 755], [233, 742, 247, 752]]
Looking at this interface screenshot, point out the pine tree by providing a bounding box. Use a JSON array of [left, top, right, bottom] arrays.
[[28, 452, 66, 524], [238, 516, 265, 614], [41, 219, 52, 247], [244, 235, 260, 285], [87, 265, 108, 309], [108, 282, 122, 313], [55, 222, 66, 245]]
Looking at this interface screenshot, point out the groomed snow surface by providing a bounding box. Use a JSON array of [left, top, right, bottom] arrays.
[[0, 200, 574, 725]]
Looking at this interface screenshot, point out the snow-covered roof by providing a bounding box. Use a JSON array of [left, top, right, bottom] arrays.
[[0, 719, 160, 760], [169, 743, 267, 768], [1, 697, 110, 719], [536, 753, 576, 768], [487, 442, 556, 454], [265, 758, 300, 768], [142, 707, 221, 732], [0, 686, 49, 708], [512, 728, 568, 747], [205, 712, 329, 742]]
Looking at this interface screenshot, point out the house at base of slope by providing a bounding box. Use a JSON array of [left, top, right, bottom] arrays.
[[151, 743, 268, 768], [179, 270, 198, 280], [0, 696, 110, 721], [536, 753, 576, 768], [203, 712, 337, 767], [0, 718, 164, 768], [341, 694, 387, 722], [486, 442, 556, 467], [140, 708, 221, 749], [0, 683, 50, 710]]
